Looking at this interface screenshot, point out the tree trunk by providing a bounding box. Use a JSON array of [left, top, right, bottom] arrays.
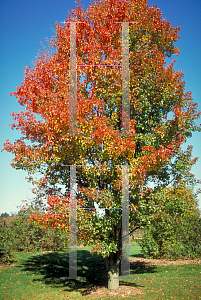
[[104, 250, 120, 290]]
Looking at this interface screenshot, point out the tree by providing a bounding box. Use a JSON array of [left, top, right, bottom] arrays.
[[0, 208, 69, 253], [137, 145, 201, 259], [138, 183, 201, 259], [0, 212, 10, 219], [2, 0, 201, 290]]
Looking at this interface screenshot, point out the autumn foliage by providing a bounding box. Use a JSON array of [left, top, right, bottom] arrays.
[[2, 0, 201, 281]]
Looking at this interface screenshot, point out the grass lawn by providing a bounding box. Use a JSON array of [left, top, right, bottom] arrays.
[[0, 242, 200, 299]]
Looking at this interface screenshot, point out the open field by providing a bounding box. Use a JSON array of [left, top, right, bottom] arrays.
[[0, 242, 201, 299]]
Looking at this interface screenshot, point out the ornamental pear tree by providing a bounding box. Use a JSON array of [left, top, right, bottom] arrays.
[[2, 0, 201, 290]]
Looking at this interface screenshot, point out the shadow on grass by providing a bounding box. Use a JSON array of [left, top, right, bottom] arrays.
[[130, 253, 145, 258], [21, 249, 108, 293], [129, 243, 157, 275], [130, 260, 156, 275], [21, 248, 156, 294]]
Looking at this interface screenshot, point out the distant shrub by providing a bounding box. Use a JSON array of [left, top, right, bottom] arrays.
[[179, 215, 201, 258], [139, 185, 201, 259], [0, 211, 69, 260]]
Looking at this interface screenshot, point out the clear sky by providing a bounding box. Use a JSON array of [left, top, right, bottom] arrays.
[[0, 0, 201, 215]]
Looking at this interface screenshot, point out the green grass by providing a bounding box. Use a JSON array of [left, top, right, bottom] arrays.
[[0, 243, 200, 299]]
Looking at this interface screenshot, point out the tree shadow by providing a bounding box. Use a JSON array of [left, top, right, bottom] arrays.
[[21, 249, 108, 293], [20, 248, 156, 294], [129, 249, 157, 275], [129, 260, 156, 275], [131, 253, 145, 258]]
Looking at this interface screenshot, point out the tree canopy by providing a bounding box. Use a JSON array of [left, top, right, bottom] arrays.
[[2, 0, 201, 290]]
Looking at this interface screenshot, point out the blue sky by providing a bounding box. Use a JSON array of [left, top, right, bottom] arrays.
[[0, 0, 201, 215]]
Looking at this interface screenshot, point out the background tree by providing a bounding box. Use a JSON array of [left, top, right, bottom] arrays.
[[0, 212, 10, 219], [0, 208, 69, 265], [2, 0, 201, 290], [138, 183, 201, 259], [137, 144, 201, 259]]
